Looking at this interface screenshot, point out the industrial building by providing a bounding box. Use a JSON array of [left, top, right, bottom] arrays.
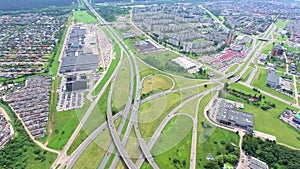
[[216, 100, 254, 131], [60, 26, 99, 73]]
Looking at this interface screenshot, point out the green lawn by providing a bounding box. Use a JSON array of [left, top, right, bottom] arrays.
[[74, 10, 97, 24], [152, 115, 193, 169], [226, 63, 239, 74], [142, 74, 173, 94], [125, 129, 142, 163], [252, 68, 294, 103], [72, 128, 112, 169], [275, 20, 289, 29], [112, 56, 131, 111], [226, 83, 300, 149], [47, 99, 91, 150], [139, 92, 182, 138], [261, 43, 273, 55], [240, 67, 253, 82], [124, 38, 194, 78]]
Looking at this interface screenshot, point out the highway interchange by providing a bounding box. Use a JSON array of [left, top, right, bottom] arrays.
[[48, 1, 300, 169]]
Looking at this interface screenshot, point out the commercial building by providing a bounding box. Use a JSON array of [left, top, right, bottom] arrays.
[[172, 57, 200, 74], [216, 100, 254, 131], [266, 68, 281, 88]]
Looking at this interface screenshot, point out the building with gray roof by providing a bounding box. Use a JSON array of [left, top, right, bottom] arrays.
[[60, 26, 99, 73], [249, 157, 269, 169], [266, 68, 281, 89], [217, 100, 254, 131]]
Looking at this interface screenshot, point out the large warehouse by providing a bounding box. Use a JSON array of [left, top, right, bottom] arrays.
[[59, 26, 99, 73]]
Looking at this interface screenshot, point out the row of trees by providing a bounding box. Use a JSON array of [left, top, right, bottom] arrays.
[[242, 134, 300, 169]]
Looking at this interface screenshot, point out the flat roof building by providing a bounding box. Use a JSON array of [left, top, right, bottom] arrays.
[[217, 100, 254, 131], [59, 26, 99, 73]]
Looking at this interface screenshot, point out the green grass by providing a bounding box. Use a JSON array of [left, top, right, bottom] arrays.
[[74, 10, 97, 24], [92, 43, 121, 96], [139, 92, 181, 138], [67, 85, 110, 155], [240, 67, 253, 82], [142, 74, 173, 94], [72, 128, 112, 169], [246, 42, 252, 47], [275, 20, 289, 29], [252, 68, 294, 103], [125, 129, 142, 163], [226, 83, 300, 149], [40, 76, 62, 144], [152, 115, 193, 169], [47, 99, 91, 150], [226, 63, 239, 74], [112, 56, 131, 111], [261, 43, 273, 55]]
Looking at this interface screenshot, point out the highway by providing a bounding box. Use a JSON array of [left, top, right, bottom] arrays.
[[83, 1, 160, 168]]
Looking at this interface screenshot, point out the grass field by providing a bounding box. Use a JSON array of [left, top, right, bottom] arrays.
[[275, 20, 289, 29], [112, 56, 131, 111], [125, 129, 142, 163], [74, 10, 97, 24], [225, 63, 239, 74], [67, 85, 110, 155], [139, 92, 181, 138], [261, 43, 273, 55], [252, 68, 294, 103], [176, 95, 201, 117], [142, 74, 173, 94], [47, 99, 91, 150], [227, 83, 300, 149], [152, 115, 193, 169], [72, 128, 112, 169], [240, 67, 253, 82]]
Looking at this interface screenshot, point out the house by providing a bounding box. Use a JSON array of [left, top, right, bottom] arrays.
[[266, 68, 281, 88]]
